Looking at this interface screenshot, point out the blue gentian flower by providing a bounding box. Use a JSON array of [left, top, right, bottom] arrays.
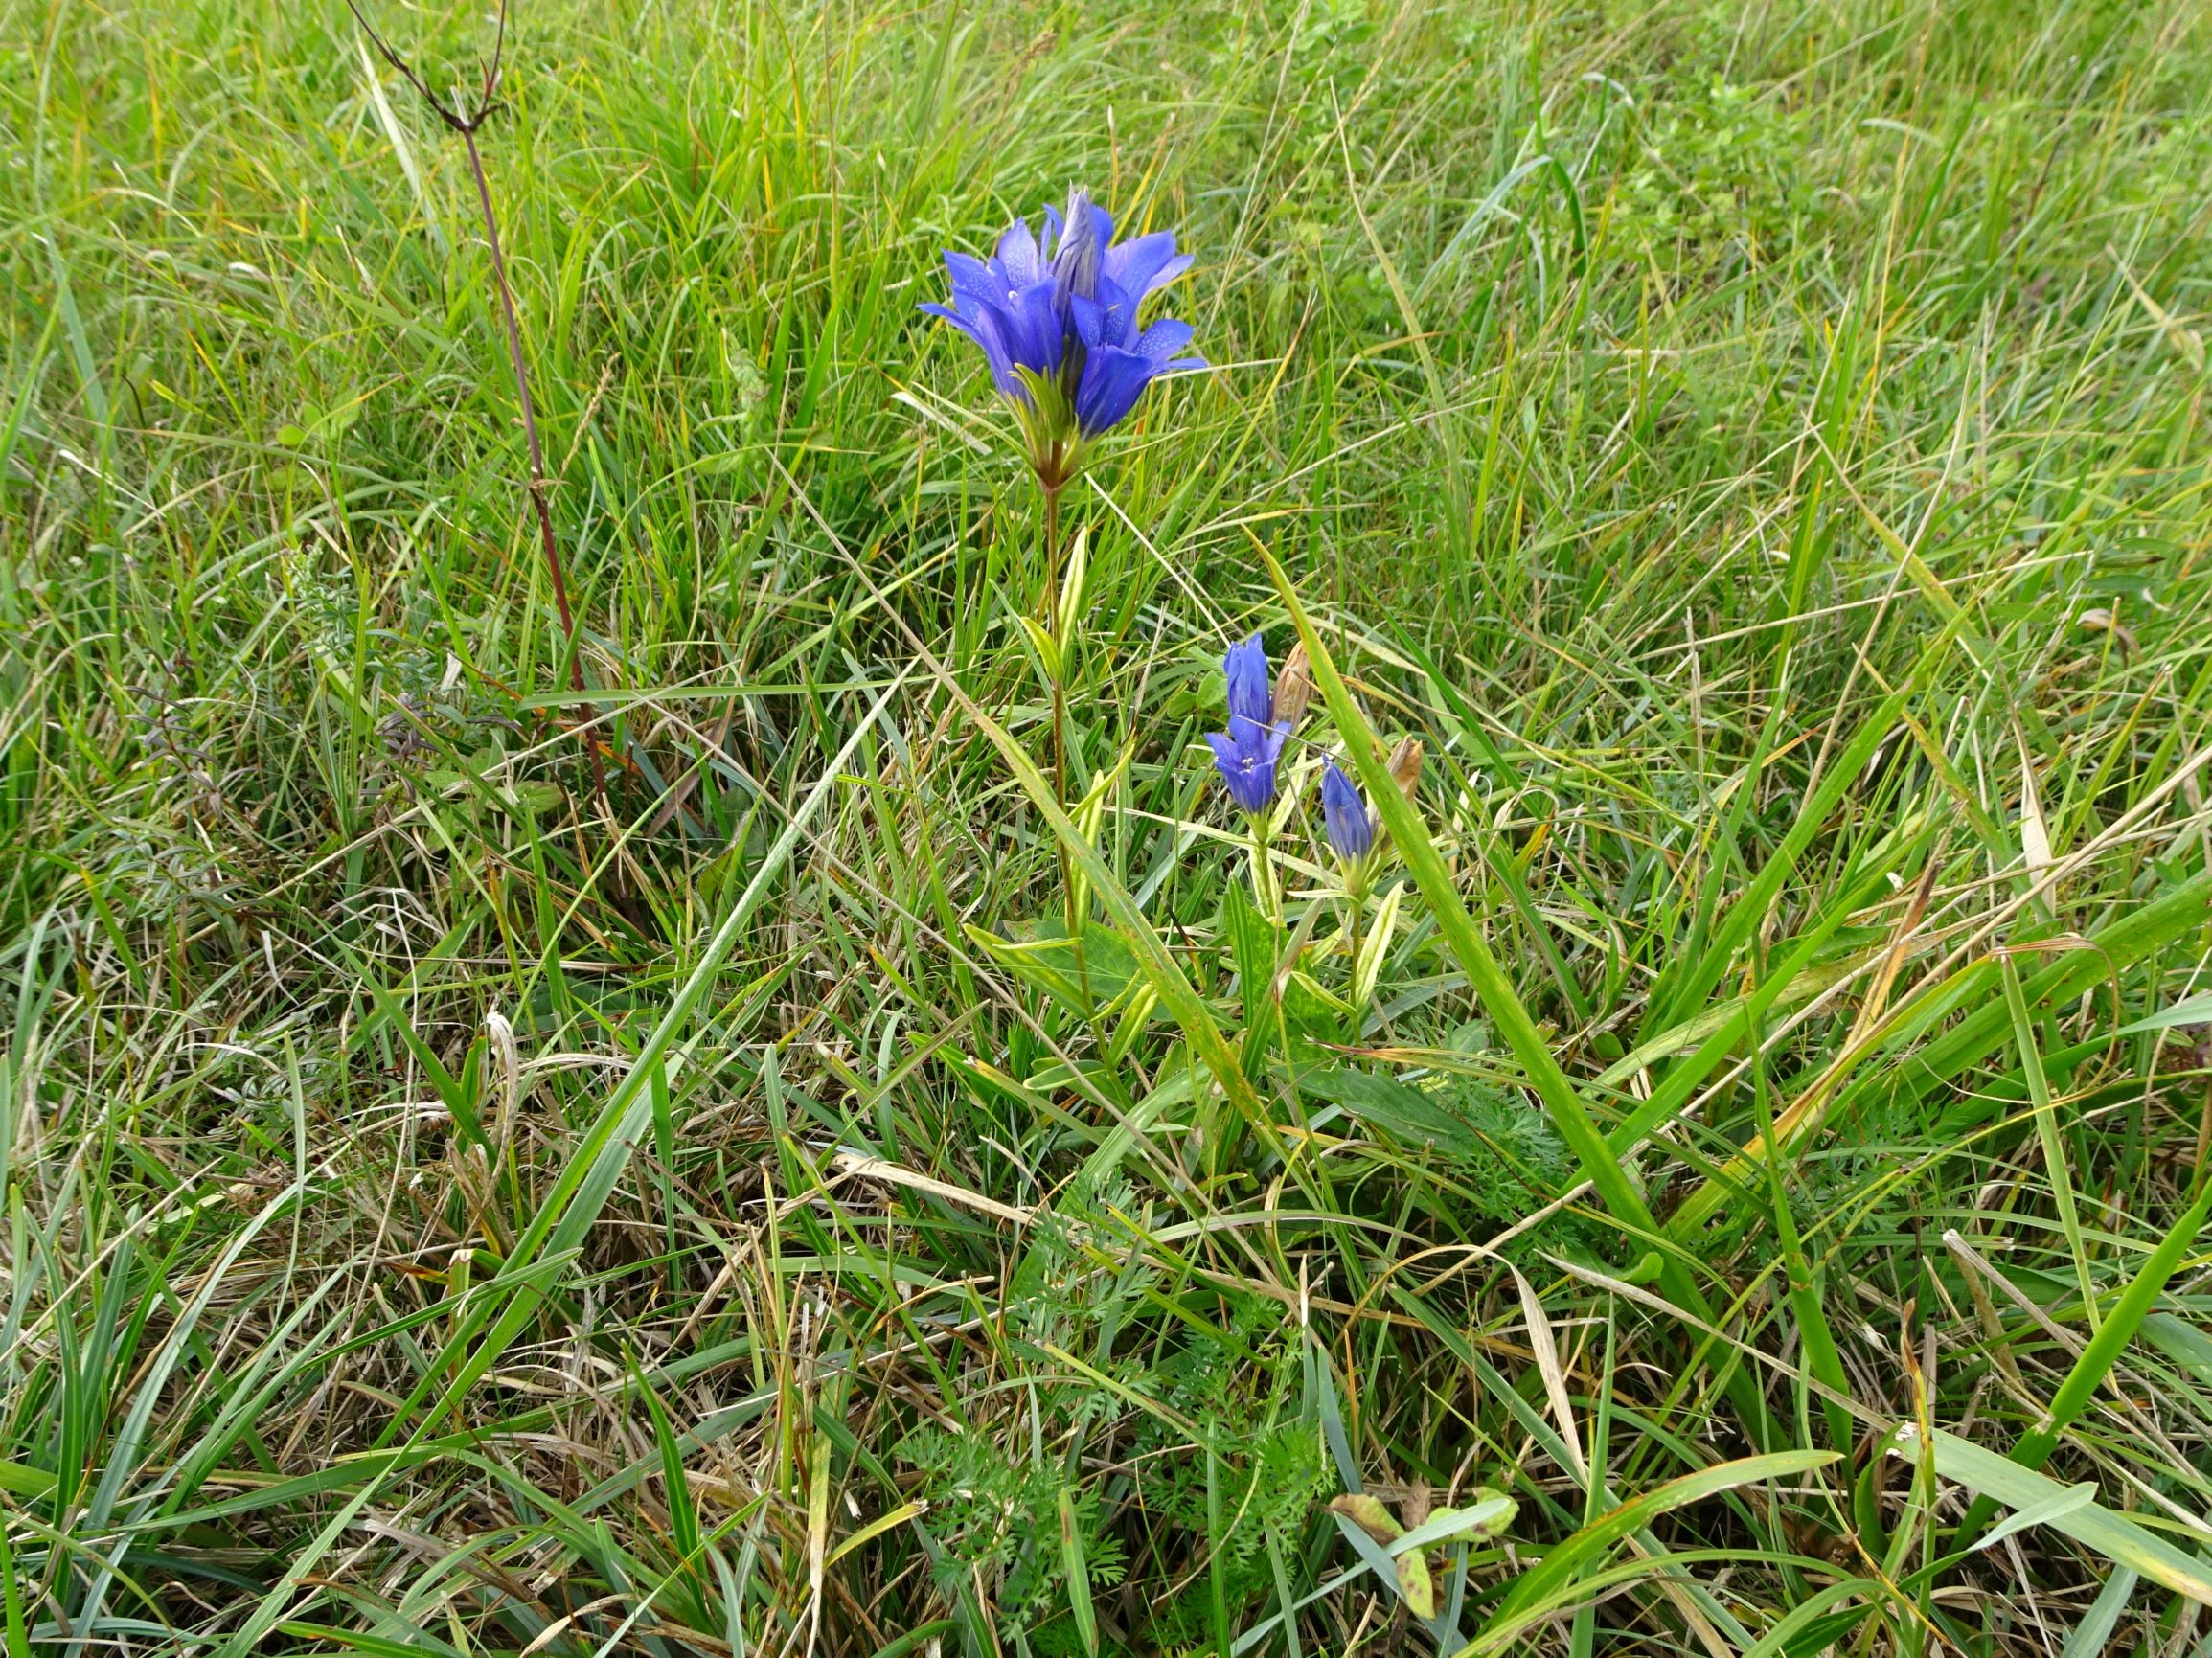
[[1320, 759, 1376, 863], [922, 189, 1204, 485], [1205, 633, 1286, 816]]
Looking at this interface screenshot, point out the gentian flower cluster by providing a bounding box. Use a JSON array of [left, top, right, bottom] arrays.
[[923, 189, 1204, 487], [1205, 633, 1287, 816]]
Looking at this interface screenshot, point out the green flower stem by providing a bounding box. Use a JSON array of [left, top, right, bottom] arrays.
[[1341, 860, 1369, 1016], [1041, 478, 1089, 999], [1044, 480, 1068, 815], [1248, 814, 1280, 926]]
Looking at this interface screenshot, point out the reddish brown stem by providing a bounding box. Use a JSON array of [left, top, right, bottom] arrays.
[[461, 122, 607, 818], [347, 0, 609, 826], [464, 129, 573, 658]]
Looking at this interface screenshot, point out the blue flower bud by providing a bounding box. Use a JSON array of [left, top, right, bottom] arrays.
[[1321, 759, 1375, 862]]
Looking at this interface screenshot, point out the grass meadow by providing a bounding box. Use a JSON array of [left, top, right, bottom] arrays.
[[6, 0, 2212, 1650]]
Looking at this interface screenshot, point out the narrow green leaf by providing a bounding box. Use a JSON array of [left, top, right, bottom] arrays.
[[0, 1519, 32, 1658], [899, 629, 1272, 1138], [1973, 1483, 2096, 1553], [1060, 1485, 1101, 1658], [370, 679, 905, 1449], [1389, 1493, 1517, 1556], [1264, 554, 1656, 1245], [1958, 1166, 2212, 1544], [0, 1462, 56, 1500], [1632, 594, 1981, 1054], [1910, 1428, 2212, 1604], [638, 1362, 702, 1563], [2117, 993, 2212, 1036], [1736, 1579, 1880, 1658], [2140, 1312, 2212, 1385], [2059, 1569, 2137, 1658], [1298, 1066, 1480, 1158], [1672, 872, 2211, 1235], [2005, 954, 2098, 1328], [1330, 1493, 1404, 1543], [1489, 1449, 1836, 1628]]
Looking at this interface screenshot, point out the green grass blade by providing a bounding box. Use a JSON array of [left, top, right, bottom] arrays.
[[1955, 1170, 2212, 1546], [1472, 1450, 1838, 1648], [1914, 1429, 2212, 1604]]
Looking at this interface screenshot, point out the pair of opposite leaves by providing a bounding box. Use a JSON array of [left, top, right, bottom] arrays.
[[1328, 1487, 1516, 1621]]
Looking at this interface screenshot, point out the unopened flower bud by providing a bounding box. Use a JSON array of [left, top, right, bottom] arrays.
[[1050, 188, 1102, 304], [1321, 758, 1375, 862], [1386, 737, 1424, 805], [1273, 642, 1313, 731]]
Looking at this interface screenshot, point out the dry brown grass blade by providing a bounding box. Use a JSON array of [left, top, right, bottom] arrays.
[[829, 1150, 1036, 1226], [1846, 857, 1942, 1051]]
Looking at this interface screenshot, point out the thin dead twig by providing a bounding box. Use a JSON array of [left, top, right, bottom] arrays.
[[344, 0, 610, 821]]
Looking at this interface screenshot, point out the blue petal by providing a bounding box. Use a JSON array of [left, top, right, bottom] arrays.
[[996, 219, 1042, 287], [1069, 292, 1106, 352], [1206, 729, 1280, 815], [1254, 721, 1288, 769], [926, 204, 1202, 435], [918, 300, 984, 344], [1223, 633, 1273, 731], [1097, 276, 1140, 348], [1072, 282, 1139, 353], [1228, 712, 1283, 752], [966, 303, 1024, 397], [1148, 252, 1194, 295], [945, 251, 1001, 310], [1134, 316, 1195, 363], [1006, 281, 1065, 379], [1104, 232, 1186, 300], [1074, 344, 1156, 435]]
